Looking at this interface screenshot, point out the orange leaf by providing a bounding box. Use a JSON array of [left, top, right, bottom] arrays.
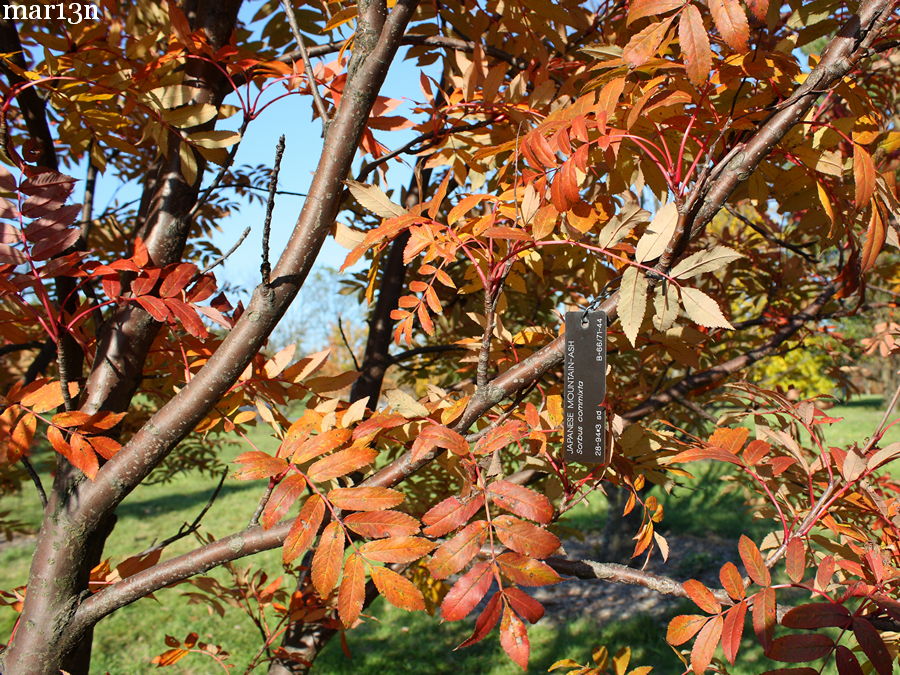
[[327, 486, 404, 511], [721, 601, 747, 664], [627, 0, 684, 25], [441, 561, 493, 621], [623, 18, 674, 67], [473, 420, 528, 455], [428, 520, 488, 579], [499, 605, 530, 670], [679, 5, 712, 87], [860, 203, 886, 272], [493, 515, 560, 559], [719, 562, 745, 601], [487, 480, 554, 524], [853, 145, 876, 209], [311, 521, 345, 597], [234, 451, 288, 481], [290, 429, 351, 464], [307, 446, 376, 482], [683, 579, 722, 614], [262, 474, 307, 530], [410, 423, 468, 462], [752, 587, 776, 650], [337, 553, 366, 627], [358, 536, 436, 563], [691, 615, 722, 674], [343, 510, 420, 539], [370, 566, 425, 611], [708, 427, 748, 454], [20, 380, 76, 413], [738, 535, 770, 586], [708, 0, 749, 52], [785, 538, 806, 583], [495, 553, 562, 587], [54, 432, 99, 480], [743, 439, 771, 465], [283, 495, 325, 564], [421, 494, 484, 537], [667, 614, 709, 646], [745, 0, 768, 21], [51, 411, 92, 428]]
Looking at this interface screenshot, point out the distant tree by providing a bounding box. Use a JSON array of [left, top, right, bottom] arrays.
[[0, 0, 898, 673]]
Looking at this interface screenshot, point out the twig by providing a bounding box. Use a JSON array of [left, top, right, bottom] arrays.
[[387, 344, 465, 365], [337, 316, 361, 371], [864, 379, 900, 454], [217, 183, 307, 198], [20, 457, 47, 508], [725, 205, 817, 262], [189, 117, 251, 221], [79, 149, 98, 243], [249, 479, 276, 528], [280, 0, 331, 133], [198, 226, 251, 277], [671, 391, 718, 424], [261, 136, 286, 286], [356, 119, 495, 183], [0, 341, 43, 358], [139, 469, 228, 556]]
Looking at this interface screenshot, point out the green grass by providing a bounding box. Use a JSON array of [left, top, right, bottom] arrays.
[[0, 395, 897, 673]]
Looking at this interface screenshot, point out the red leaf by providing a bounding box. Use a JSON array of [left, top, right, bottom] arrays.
[[499, 605, 530, 670], [422, 494, 484, 537], [738, 535, 771, 586], [327, 486, 404, 511], [441, 561, 493, 621], [164, 299, 208, 338], [458, 591, 502, 648], [311, 521, 344, 597], [719, 562, 745, 601], [766, 634, 833, 663], [722, 601, 747, 664], [852, 617, 893, 675], [691, 615, 723, 674], [234, 451, 288, 481], [358, 536, 436, 563], [428, 520, 488, 579], [283, 495, 325, 564], [785, 538, 806, 583], [493, 515, 560, 559], [262, 474, 307, 530], [495, 553, 562, 587], [487, 480, 553, 524], [135, 295, 171, 322], [835, 645, 864, 675], [338, 553, 366, 627], [159, 262, 197, 297], [708, 0, 749, 52], [502, 588, 544, 624], [667, 614, 709, 646], [745, 0, 768, 21], [370, 566, 425, 611], [781, 603, 851, 630], [343, 510, 420, 539], [743, 439, 771, 465], [683, 579, 722, 615]]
